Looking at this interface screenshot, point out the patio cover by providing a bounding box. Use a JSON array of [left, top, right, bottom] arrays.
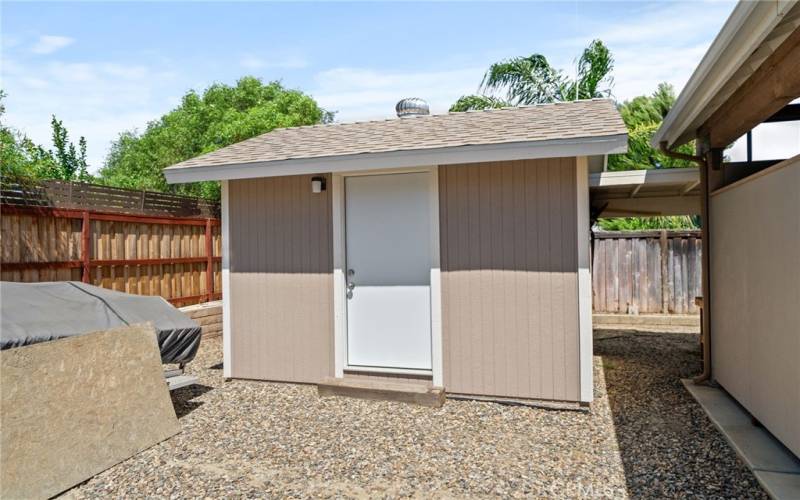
[[0, 281, 201, 364], [590, 168, 701, 217]]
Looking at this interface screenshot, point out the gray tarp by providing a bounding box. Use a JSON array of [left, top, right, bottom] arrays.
[[0, 281, 201, 364]]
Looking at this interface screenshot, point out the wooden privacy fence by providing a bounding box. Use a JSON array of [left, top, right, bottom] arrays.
[[592, 229, 702, 315], [1, 180, 221, 306]]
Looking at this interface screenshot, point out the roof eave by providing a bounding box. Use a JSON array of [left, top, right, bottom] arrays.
[[653, 0, 794, 150], [164, 133, 628, 184]]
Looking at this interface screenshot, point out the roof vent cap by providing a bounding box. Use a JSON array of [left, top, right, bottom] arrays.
[[395, 97, 430, 118]]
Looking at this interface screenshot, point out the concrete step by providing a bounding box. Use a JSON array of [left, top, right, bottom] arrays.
[[318, 377, 445, 408], [166, 374, 198, 391]]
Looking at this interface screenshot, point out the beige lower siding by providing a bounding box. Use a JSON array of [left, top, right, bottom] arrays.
[[710, 156, 800, 457], [439, 158, 580, 402], [228, 175, 334, 383]]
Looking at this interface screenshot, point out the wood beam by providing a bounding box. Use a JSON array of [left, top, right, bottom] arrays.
[[1, 256, 221, 271], [704, 27, 800, 148], [681, 180, 701, 195], [205, 218, 214, 302]]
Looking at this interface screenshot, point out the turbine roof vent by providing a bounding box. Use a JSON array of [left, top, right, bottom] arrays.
[[395, 97, 430, 118]]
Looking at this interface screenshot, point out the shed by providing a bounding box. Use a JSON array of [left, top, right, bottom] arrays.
[[654, 0, 800, 457], [164, 99, 627, 405]]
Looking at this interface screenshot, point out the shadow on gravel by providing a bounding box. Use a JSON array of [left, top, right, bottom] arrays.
[[596, 329, 767, 499], [171, 384, 214, 418]]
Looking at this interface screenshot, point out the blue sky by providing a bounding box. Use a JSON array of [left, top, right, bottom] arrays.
[[2, 1, 740, 172]]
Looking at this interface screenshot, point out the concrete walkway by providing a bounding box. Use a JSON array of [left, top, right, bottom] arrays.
[[593, 313, 699, 329], [683, 380, 800, 499]]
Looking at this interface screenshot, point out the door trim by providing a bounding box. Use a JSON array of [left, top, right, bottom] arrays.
[[576, 156, 593, 403], [331, 166, 443, 385], [221, 180, 232, 379]]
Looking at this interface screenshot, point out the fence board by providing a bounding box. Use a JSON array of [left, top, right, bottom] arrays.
[[592, 230, 702, 314], [2, 182, 221, 306], [1, 180, 218, 218]]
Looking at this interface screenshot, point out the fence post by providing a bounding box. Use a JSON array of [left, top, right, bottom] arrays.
[[81, 211, 91, 283], [660, 229, 669, 314], [205, 218, 213, 302]]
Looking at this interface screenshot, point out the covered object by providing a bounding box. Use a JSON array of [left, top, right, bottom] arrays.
[[0, 281, 201, 364]]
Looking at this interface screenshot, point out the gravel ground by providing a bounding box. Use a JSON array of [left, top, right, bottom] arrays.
[[64, 330, 765, 499]]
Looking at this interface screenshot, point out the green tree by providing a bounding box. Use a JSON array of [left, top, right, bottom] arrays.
[[449, 40, 614, 111], [99, 77, 332, 199], [596, 216, 699, 231], [607, 83, 695, 171], [600, 84, 699, 230], [1, 91, 91, 182], [45, 116, 91, 181], [449, 95, 508, 113]]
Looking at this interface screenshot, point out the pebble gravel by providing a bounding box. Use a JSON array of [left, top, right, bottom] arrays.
[[63, 329, 766, 499]]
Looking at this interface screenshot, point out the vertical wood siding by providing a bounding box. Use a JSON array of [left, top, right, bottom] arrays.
[[228, 175, 333, 383], [710, 157, 800, 457], [439, 158, 580, 402]]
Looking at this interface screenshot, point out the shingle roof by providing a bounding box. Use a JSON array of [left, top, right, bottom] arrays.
[[166, 99, 625, 170]]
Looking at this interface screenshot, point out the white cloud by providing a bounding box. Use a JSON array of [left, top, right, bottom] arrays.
[[48, 62, 96, 82], [311, 65, 487, 122], [552, 1, 736, 102], [2, 56, 178, 172], [311, 1, 736, 124], [20, 76, 49, 89], [2, 35, 21, 50], [239, 53, 308, 71], [30, 35, 74, 55]]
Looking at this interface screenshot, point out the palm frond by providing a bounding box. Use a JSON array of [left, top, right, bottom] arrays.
[[479, 55, 563, 105], [597, 216, 699, 231], [449, 95, 510, 112], [567, 39, 614, 100]]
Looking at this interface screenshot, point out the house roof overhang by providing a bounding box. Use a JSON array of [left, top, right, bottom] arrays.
[[164, 134, 628, 183], [590, 168, 701, 217], [163, 99, 627, 184], [653, 0, 800, 150]]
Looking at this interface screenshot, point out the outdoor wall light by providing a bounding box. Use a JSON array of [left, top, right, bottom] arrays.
[[311, 176, 326, 193]]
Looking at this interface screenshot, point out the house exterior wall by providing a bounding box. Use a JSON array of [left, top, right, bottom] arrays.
[[709, 155, 800, 457], [228, 175, 334, 383], [438, 158, 581, 402]]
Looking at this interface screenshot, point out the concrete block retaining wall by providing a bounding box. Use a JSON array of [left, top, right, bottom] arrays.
[[180, 301, 222, 339]]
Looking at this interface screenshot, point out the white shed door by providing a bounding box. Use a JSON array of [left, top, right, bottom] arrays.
[[345, 172, 432, 370]]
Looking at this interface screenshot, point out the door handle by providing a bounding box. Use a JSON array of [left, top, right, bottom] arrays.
[[346, 281, 355, 291]]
